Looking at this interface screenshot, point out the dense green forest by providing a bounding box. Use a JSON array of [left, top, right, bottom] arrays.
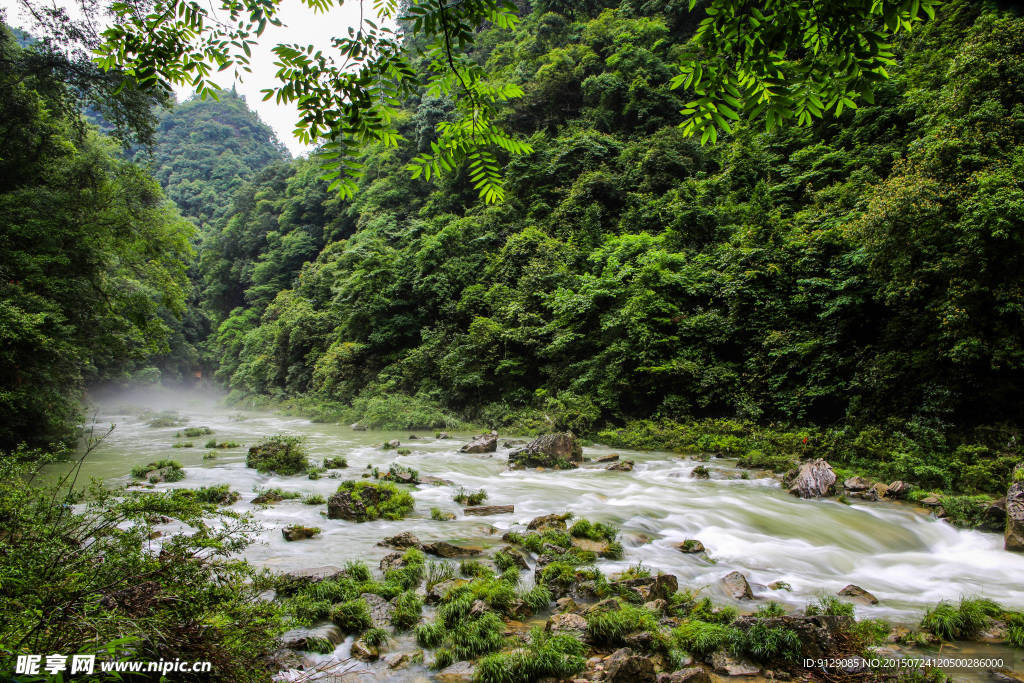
[[4, 0, 1024, 491]]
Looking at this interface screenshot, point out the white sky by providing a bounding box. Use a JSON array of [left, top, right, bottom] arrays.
[[0, 0, 374, 157]]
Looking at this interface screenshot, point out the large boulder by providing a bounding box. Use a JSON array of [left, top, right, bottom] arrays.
[[460, 432, 498, 453], [546, 612, 589, 639], [604, 648, 656, 683], [722, 571, 754, 600], [508, 432, 584, 470], [1006, 468, 1024, 551], [787, 459, 837, 498]]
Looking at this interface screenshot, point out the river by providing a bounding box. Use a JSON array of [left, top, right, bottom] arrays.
[[71, 391, 1024, 678]]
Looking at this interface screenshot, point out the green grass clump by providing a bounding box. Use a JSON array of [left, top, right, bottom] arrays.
[[397, 448, 411, 456], [330, 598, 372, 633], [921, 596, 1002, 641], [493, 550, 520, 572], [303, 636, 335, 654], [460, 559, 493, 578], [344, 560, 372, 582], [587, 604, 662, 650], [131, 459, 183, 478], [426, 561, 458, 591], [202, 451, 217, 460], [302, 493, 326, 505], [146, 416, 186, 428], [618, 563, 651, 580], [687, 597, 738, 624], [183, 426, 214, 437], [252, 486, 303, 501], [756, 601, 787, 618], [415, 590, 506, 669], [383, 548, 427, 590], [171, 441, 194, 448], [170, 485, 240, 505], [323, 457, 348, 469], [731, 620, 802, 663], [207, 438, 241, 448], [333, 480, 415, 521], [672, 620, 737, 656], [476, 627, 587, 683], [431, 506, 456, 521], [569, 518, 619, 542], [1005, 613, 1024, 649], [806, 595, 856, 618], [852, 619, 892, 646], [374, 463, 419, 483], [453, 487, 488, 506], [246, 434, 309, 474], [518, 585, 552, 614], [391, 590, 424, 630], [362, 627, 392, 648]]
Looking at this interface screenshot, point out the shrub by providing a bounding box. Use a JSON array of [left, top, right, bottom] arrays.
[[323, 457, 348, 469], [460, 559, 493, 578], [246, 434, 309, 475], [171, 441, 194, 448], [0, 447, 284, 682], [183, 427, 214, 437], [171, 485, 240, 505]]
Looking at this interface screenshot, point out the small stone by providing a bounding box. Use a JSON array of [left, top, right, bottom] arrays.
[[674, 539, 705, 554], [460, 432, 498, 454], [768, 581, 792, 591], [606, 460, 635, 472], [843, 476, 872, 491], [657, 668, 711, 683], [872, 482, 889, 499], [886, 480, 907, 497], [436, 432, 452, 439], [643, 598, 668, 615], [604, 648, 655, 683], [920, 496, 942, 507], [282, 566, 344, 584], [351, 422, 367, 431], [554, 597, 578, 613], [596, 453, 620, 462], [281, 525, 320, 541]]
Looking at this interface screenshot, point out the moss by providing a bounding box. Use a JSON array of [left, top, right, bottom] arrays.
[[333, 480, 415, 521]]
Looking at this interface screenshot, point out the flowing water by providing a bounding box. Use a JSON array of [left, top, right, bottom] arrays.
[[67, 391, 1024, 680]]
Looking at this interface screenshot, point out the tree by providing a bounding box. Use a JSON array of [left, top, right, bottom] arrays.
[[90, 0, 943, 200]]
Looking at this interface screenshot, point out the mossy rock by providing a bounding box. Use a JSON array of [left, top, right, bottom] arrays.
[[328, 481, 415, 522], [246, 434, 309, 475]]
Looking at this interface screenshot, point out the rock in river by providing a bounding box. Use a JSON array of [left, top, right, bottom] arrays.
[[460, 431, 498, 453], [787, 459, 836, 498], [722, 571, 754, 600], [377, 531, 422, 549], [508, 432, 584, 470], [424, 541, 483, 558], [464, 504, 514, 516], [838, 584, 878, 605]]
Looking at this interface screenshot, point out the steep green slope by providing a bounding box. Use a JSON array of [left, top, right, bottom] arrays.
[[203, 1, 1024, 491]]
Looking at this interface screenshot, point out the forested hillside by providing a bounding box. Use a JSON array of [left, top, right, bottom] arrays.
[[176, 0, 1024, 492]]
